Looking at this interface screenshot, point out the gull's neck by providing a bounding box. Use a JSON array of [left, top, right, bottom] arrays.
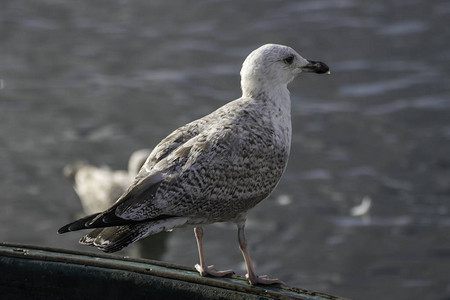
[[241, 78, 292, 152], [241, 79, 291, 114]]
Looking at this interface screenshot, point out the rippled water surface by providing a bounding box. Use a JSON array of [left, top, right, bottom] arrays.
[[1, 1, 450, 299]]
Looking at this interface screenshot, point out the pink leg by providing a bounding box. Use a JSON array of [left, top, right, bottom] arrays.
[[194, 226, 234, 277], [237, 222, 285, 285]]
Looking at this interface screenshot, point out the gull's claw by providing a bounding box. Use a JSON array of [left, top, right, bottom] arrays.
[[195, 264, 234, 277], [245, 273, 286, 285]]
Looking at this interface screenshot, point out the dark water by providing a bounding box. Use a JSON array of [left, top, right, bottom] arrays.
[[1, 1, 450, 299]]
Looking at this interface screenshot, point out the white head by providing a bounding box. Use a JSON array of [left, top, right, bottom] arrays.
[[240, 44, 329, 98]]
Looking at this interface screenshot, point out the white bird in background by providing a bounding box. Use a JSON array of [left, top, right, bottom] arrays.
[[64, 149, 151, 215], [59, 44, 329, 285], [350, 196, 372, 217]]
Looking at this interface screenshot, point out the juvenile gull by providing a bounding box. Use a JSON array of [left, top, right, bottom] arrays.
[[58, 44, 329, 285]]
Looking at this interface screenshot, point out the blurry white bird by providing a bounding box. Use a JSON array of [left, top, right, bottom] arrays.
[[64, 149, 151, 215], [350, 196, 372, 217], [59, 44, 329, 285]]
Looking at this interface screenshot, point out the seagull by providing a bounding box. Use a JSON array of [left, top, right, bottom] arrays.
[[63, 149, 152, 215], [58, 44, 329, 285]]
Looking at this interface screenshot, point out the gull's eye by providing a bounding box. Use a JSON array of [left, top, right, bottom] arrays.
[[283, 55, 294, 65]]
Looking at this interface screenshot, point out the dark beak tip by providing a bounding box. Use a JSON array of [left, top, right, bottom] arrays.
[[303, 60, 330, 74], [317, 62, 330, 74]]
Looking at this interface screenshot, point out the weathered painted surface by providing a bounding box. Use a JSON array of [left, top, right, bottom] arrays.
[[0, 243, 347, 300]]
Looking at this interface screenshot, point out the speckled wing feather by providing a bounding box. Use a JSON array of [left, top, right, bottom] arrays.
[[93, 98, 290, 225], [84, 116, 210, 228], [57, 116, 210, 233], [74, 97, 289, 231]]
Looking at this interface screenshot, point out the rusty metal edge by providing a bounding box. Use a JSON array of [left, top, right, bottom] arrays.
[[0, 242, 347, 300]]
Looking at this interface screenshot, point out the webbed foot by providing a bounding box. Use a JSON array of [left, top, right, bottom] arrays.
[[195, 264, 234, 277], [246, 273, 286, 285]]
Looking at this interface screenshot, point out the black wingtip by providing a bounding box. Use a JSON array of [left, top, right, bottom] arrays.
[[57, 212, 102, 234], [57, 221, 81, 234], [57, 225, 70, 234]]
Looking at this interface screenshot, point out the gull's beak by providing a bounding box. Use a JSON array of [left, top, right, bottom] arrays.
[[300, 60, 330, 74]]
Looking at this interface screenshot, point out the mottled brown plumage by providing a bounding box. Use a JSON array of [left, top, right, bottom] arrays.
[[59, 44, 329, 285]]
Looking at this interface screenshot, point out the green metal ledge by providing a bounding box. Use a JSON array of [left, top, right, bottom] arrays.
[[0, 243, 346, 300]]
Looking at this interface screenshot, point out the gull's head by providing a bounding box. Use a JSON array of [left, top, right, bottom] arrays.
[[240, 44, 329, 98]]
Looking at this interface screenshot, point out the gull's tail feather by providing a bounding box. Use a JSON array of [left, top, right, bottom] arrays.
[[79, 217, 189, 253], [79, 228, 104, 245], [81, 224, 150, 253]]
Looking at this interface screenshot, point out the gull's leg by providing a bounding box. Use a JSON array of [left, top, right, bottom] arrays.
[[194, 226, 234, 277], [237, 221, 285, 285]]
